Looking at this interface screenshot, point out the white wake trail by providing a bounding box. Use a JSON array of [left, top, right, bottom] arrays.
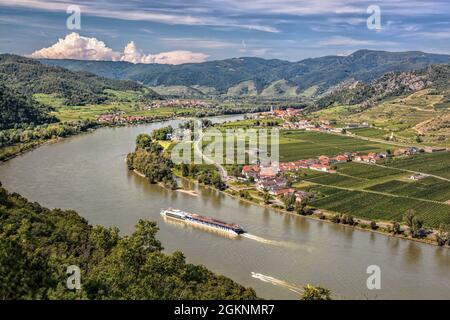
[[242, 233, 313, 252], [251, 272, 303, 294]]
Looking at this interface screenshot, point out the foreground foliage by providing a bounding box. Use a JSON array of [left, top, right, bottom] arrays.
[[0, 184, 257, 299]]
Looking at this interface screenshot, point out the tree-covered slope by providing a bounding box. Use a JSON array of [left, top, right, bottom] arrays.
[[0, 83, 57, 129], [0, 184, 257, 300], [40, 50, 450, 96], [0, 54, 153, 106]]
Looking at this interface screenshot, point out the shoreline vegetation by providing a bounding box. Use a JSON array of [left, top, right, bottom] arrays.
[[0, 99, 274, 162], [175, 169, 450, 249]]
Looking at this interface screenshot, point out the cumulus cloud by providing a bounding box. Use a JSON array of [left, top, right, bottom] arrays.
[[30, 32, 119, 61], [30, 33, 209, 65]]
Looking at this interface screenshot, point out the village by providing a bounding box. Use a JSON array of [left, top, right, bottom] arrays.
[[238, 142, 443, 206], [97, 111, 152, 124], [146, 99, 217, 110], [257, 107, 369, 133]]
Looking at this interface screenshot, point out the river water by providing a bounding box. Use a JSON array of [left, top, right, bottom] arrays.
[[1, 114, 449, 299]]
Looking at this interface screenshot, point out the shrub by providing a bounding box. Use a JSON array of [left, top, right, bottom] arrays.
[[370, 221, 378, 230], [331, 214, 341, 224]]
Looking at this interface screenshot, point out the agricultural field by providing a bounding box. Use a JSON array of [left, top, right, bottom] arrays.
[[279, 130, 393, 161], [34, 92, 199, 122], [336, 162, 405, 180], [313, 90, 450, 146], [381, 151, 450, 179], [304, 173, 365, 188], [367, 177, 450, 203], [301, 185, 450, 228], [220, 118, 283, 128], [198, 125, 393, 165], [297, 162, 406, 189], [50, 104, 198, 122], [348, 127, 391, 140], [294, 160, 450, 227]]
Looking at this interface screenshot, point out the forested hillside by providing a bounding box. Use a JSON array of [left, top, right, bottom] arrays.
[[41, 50, 450, 97], [0, 83, 57, 129], [0, 54, 153, 105], [0, 184, 257, 299]]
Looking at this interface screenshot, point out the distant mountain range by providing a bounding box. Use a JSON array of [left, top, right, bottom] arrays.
[[40, 50, 450, 98]]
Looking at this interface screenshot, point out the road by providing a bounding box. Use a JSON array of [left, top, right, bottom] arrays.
[[194, 131, 229, 180]]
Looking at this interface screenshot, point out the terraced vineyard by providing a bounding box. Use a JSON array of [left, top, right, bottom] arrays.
[[279, 131, 392, 161], [349, 127, 391, 139], [367, 177, 450, 202], [296, 160, 450, 228], [306, 174, 365, 188], [336, 162, 404, 180], [382, 152, 450, 179], [304, 185, 450, 227]]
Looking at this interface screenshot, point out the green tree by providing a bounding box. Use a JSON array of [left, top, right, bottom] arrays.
[[295, 196, 310, 216], [370, 221, 378, 230], [300, 284, 331, 300], [341, 214, 355, 226], [282, 193, 296, 211], [391, 221, 401, 235], [331, 214, 341, 223], [435, 223, 450, 246], [0, 186, 258, 300], [180, 163, 189, 177], [404, 209, 423, 238], [263, 191, 271, 204]]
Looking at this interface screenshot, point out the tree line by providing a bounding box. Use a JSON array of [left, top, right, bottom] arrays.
[[126, 134, 177, 189]]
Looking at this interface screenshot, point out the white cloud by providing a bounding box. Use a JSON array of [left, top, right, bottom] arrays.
[[142, 51, 209, 65], [30, 33, 209, 65], [30, 32, 119, 60]]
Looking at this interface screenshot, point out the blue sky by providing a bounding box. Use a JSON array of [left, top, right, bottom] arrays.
[[1, 0, 450, 63]]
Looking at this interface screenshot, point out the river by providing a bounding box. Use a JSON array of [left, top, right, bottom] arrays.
[[0, 114, 449, 299]]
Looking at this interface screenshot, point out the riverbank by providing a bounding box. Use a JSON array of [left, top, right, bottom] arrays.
[[0, 108, 261, 163], [171, 168, 449, 248], [3, 115, 447, 250]]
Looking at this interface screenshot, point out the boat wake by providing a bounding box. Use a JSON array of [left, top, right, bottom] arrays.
[[251, 272, 303, 294], [242, 233, 313, 251]]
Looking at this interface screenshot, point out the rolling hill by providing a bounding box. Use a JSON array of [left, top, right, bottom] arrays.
[[40, 50, 450, 98], [312, 64, 450, 146], [0, 83, 57, 129], [314, 63, 450, 110], [0, 54, 158, 106]]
